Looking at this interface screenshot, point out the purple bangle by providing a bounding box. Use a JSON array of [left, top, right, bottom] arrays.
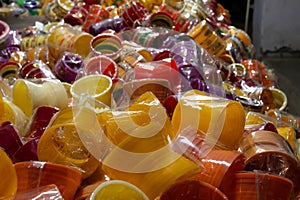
[[178, 64, 207, 91], [0, 46, 19, 64], [54, 52, 83, 83], [5, 30, 21, 49], [89, 17, 124, 36]]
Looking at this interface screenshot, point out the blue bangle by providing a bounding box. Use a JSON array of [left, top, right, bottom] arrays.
[[24, 0, 38, 10]]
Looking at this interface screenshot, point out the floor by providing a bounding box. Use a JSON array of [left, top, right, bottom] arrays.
[[262, 57, 300, 116]]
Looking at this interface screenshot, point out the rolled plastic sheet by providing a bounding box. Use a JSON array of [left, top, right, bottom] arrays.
[[0, 20, 10, 47], [101, 143, 202, 200], [239, 130, 300, 198], [222, 171, 293, 200], [14, 184, 64, 200], [12, 78, 68, 117], [23, 46, 50, 66], [70, 92, 202, 199], [172, 89, 245, 150], [269, 88, 288, 111], [188, 20, 226, 56], [5, 30, 21, 49], [14, 161, 82, 200], [177, 0, 207, 23], [196, 149, 245, 189], [138, 0, 162, 12], [0, 148, 17, 199], [241, 59, 277, 87], [127, 58, 181, 94], [156, 179, 228, 200], [37, 106, 101, 179], [245, 111, 296, 153], [70, 74, 113, 107], [47, 24, 93, 61], [130, 27, 164, 49], [226, 27, 255, 59], [83, 55, 119, 80], [0, 96, 29, 135], [0, 46, 20, 65], [267, 109, 300, 133], [159, 3, 198, 33]]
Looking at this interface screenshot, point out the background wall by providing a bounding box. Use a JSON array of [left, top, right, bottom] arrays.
[[253, 0, 300, 57], [252, 0, 300, 115], [219, 0, 300, 115]]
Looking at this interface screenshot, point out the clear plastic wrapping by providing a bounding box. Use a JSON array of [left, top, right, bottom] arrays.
[[239, 130, 300, 197], [1, 1, 299, 199], [14, 184, 64, 200], [13, 161, 82, 200]]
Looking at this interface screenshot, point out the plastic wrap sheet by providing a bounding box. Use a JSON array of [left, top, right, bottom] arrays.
[[14, 184, 63, 200], [0, 96, 28, 136], [14, 161, 82, 200], [72, 91, 204, 200], [245, 111, 297, 154], [172, 89, 245, 150], [239, 130, 300, 198], [0, 1, 294, 200], [37, 106, 101, 179], [0, 148, 17, 199], [222, 171, 293, 200], [156, 179, 228, 200], [12, 78, 68, 117]]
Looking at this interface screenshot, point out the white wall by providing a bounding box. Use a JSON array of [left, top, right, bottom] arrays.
[[252, 0, 300, 57]]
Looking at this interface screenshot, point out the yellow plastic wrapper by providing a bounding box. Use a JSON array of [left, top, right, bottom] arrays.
[[12, 79, 68, 117], [245, 111, 296, 152], [0, 96, 28, 136], [37, 106, 100, 179], [172, 89, 245, 150], [82, 92, 203, 200], [0, 148, 17, 199]]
